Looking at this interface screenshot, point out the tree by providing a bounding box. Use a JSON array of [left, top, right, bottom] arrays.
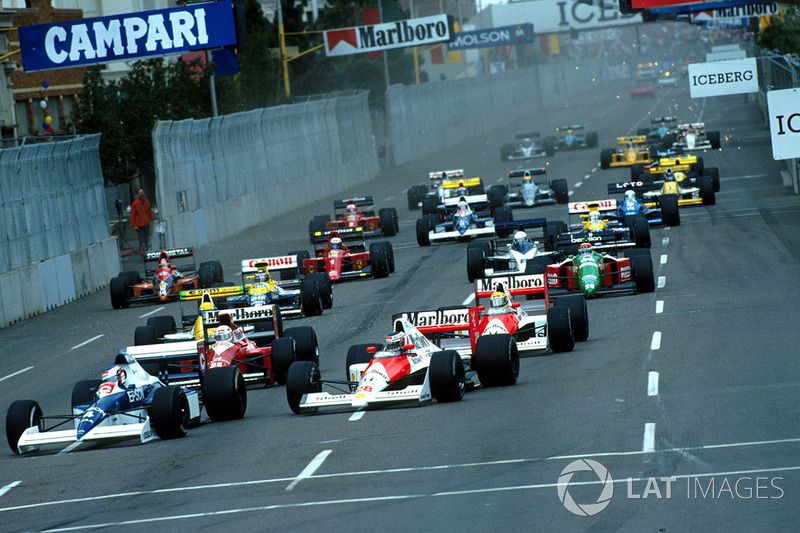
[[758, 7, 800, 54]]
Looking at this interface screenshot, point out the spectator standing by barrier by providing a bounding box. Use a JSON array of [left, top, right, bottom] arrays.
[[130, 189, 155, 255]]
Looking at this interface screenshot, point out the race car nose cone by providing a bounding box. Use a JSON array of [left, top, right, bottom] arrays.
[[328, 270, 340, 281]]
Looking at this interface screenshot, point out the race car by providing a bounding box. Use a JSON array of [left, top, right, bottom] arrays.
[[500, 133, 555, 161], [416, 197, 513, 246], [600, 136, 654, 169], [630, 85, 655, 98], [608, 168, 716, 210], [282, 228, 393, 282], [546, 242, 655, 298], [487, 168, 568, 209], [616, 189, 680, 227], [548, 200, 651, 255], [633, 154, 720, 192], [465, 224, 557, 282], [636, 116, 679, 148], [548, 124, 599, 151], [308, 196, 398, 243], [109, 248, 223, 309], [5, 352, 201, 454], [672, 122, 721, 151], [407, 169, 480, 211]]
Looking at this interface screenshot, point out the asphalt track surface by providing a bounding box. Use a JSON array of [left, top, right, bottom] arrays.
[[0, 79, 798, 532]]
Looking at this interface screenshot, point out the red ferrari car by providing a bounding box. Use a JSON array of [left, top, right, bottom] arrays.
[[308, 196, 399, 242], [285, 229, 394, 282]]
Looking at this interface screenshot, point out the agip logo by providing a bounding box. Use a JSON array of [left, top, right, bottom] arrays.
[[557, 459, 614, 516]]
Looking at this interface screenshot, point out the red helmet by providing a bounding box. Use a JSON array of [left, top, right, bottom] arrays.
[[346, 203, 357, 213], [579, 242, 593, 253]]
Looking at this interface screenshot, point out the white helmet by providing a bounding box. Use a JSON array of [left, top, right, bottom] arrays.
[[102, 365, 127, 388], [625, 190, 636, 201], [214, 325, 233, 343]]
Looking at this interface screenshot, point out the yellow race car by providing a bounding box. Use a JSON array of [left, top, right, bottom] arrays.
[[600, 136, 654, 169]]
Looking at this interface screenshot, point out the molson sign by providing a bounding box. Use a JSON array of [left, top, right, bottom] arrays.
[[325, 14, 452, 57], [18, 1, 236, 72]]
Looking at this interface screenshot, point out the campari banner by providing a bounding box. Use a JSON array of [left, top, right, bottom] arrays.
[[18, 1, 236, 72], [324, 14, 453, 57]]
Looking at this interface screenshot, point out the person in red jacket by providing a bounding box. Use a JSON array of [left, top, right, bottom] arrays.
[[130, 189, 155, 254]]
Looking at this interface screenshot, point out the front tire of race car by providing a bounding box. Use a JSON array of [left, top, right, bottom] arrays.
[[300, 278, 324, 316], [551, 179, 569, 204], [703, 167, 720, 193], [421, 195, 438, 216], [308, 272, 333, 309], [466, 243, 487, 282], [632, 254, 655, 293], [286, 361, 322, 414], [147, 315, 177, 338], [707, 130, 721, 149], [631, 215, 651, 248], [407, 185, 427, 210], [630, 163, 646, 180], [379, 208, 399, 236], [151, 386, 192, 438], [270, 336, 297, 384], [6, 400, 43, 454], [118, 270, 141, 286], [429, 350, 466, 403], [473, 334, 519, 387], [586, 131, 599, 148], [134, 325, 158, 346], [345, 343, 381, 380], [416, 217, 433, 246], [198, 263, 216, 289], [547, 306, 575, 353], [110, 276, 129, 309], [660, 194, 680, 226], [284, 326, 319, 365], [600, 148, 613, 169], [552, 295, 589, 342], [71, 380, 101, 410], [202, 367, 247, 422], [699, 175, 716, 206]]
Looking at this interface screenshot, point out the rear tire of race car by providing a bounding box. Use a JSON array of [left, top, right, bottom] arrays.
[[661, 133, 676, 151], [134, 325, 158, 346], [110, 276, 129, 309], [466, 243, 487, 282], [552, 295, 589, 342], [147, 315, 177, 338], [631, 216, 651, 248], [524, 256, 553, 275], [422, 195, 438, 216], [370, 242, 394, 274], [379, 208, 398, 236], [284, 326, 319, 365], [199, 261, 224, 283], [429, 350, 465, 403], [71, 380, 101, 410], [308, 272, 332, 309], [202, 367, 247, 422], [407, 185, 426, 210], [600, 148, 613, 169], [693, 156, 704, 175], [544, 138, 556, 157], [281, 250, 310, 281], [547, 306, 575, 353], [286, 361, 322, 414], [416, 217, 433, 247], [151, 386, 192, 439], [544, 221, 567, 252], [474, 334, 519, 388], [632, 254, 655, 293], [118, 270, 141, 286], [707, 130, 721, 149], [198, 263, 216, 289], [494, 206, 513, 224], [6, 400, 43, 454], [586, 131, 599, 148], [300, 278, 324, 316], [660, 194, 680, 226], [703, 167, 720, 193], [551, 179, 569, 204], [345, 344, 380, 379], [308, 215, 331, 242], [270, 336, 297, 384], [371, 247, 390, 279], [699, 175, 716, 206], [487, 185, 505, 209], [630, 163, 646, 180]]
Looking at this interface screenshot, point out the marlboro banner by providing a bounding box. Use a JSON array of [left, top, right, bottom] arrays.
[[324, 14, 452, 57]]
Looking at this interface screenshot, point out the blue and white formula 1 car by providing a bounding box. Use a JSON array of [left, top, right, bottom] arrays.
[[416, 197, 514, 246], [5, 353, 200, 454]]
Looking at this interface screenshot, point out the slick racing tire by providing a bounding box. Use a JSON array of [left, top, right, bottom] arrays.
[[6, 400, 43, 454], [551, 179, 569, 204], [637, 128, 650, 136], [379, 208, 399, 236], [552, 295, 589, 342], [600, 148, 613, 169], [134, 325, 158, 346], [543, 137, 556, 157], [370, 247, 390, 279], [703, 167, 720, 193], [370, 242, 394, 273], [493, 206, 513, 237], [632, 253, 655, 293], [547, 306, 575, 353], [282, 250, 310, 281], [699, 175, 716, 206], [308, 215, 331, 242], [270, 336, 297, 385], [198, 263, 216, 289], [422, 195, 438, 216], [407, 185, 427, 210], [199, 261, 224, 284], [631, 215, 651, 248], [202, 367, 247, 422], [544, 221, 566, 252], [585, 131, 599, 148], [71, 380, 101, 410], [118, 270, 141, 286], [660, 194, 680, 226], [466, 243, 488, 282], [416, 217, 434, 247], [473, 334, 519, 387], [429, 350, 466, 403], [308, 272, 333, 309], [693, 156, 704, 175], [300, 278, 324, 316], [286, 361, 322, 414], [524, 256, 553, 275], [487, 185, 505, 209], [151, 386, 192, 439], [110, 276, 129, 309], [147, 315, 177, 338], [707, 130, 721, 149], [284, 326, 319, 365], [661, 133, 677, 152], [630, 163, 646, 181], [345, 344, 381, 380]]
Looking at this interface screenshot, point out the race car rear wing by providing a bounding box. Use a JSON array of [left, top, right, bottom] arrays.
[[143, 247, 196, 276], [333, 196, 375, 216], [556, 124, 584, 131], [494, 216, 547, 237], [509, 168, 546, 179], [311, 226, 367, 250], [607, 180, 663, 195], [677, 122, 704, 130], [473, 273, 547, 300], [429, 169, 463, 181], [651, 116, 677, 124], [568, 200, 618, 214], [615, 135, 647, 145]]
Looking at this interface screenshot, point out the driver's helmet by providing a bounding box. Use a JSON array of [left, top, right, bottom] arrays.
[[102, 365, 127, 388], [457, 182, 468, 196], [214, 325, 233, 343], [158, 258, 169, 270], [588, 211, 602, 224], [330, 237, 343, 251], [254, 270, 270, 284], [489, 291, 510, 311], [513, 230, 529, 251], [346, 203, 357, 214], [579, 242, 593, 254], [625, 190, 637, 201], [522, 173, 532, 183], [200, 299, 214, 311], [664, 167, 675, 180], [385, 331, 405, 351]]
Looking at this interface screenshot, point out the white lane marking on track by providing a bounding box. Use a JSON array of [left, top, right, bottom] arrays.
[[647, 372, 659, 396], [71, 335, 104, 350], [591, 167, 598, 173], [349, 411, 365, 422], [139, 307, 165, 319], [0, 366, 34, 384], [662, 236, 669, 246], [657, 276, 666, 289], [660, 254, 668, 265], [384, 196, 394, 202], [574, 182, 582, 188], [6, 437, 800, 514], [39, 466, 800, 531], [57, 442, 83, 455], [655, 300, 664, 314], [0, 481, 21, 499], [286, 450, 332, 491], [650, 332, 662, 351], [584, 174, 590, 180], [462, 293, 475, 306], [643, 423, 656, 452], [568, 190, 574, 196]]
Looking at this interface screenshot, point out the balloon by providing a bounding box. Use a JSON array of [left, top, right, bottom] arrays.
[[45, 115, 52, 125], [42, 80, 49, 89], [39, 100, 47, 109], [41, 121, 48, 129], [46, 125, 54, 133]]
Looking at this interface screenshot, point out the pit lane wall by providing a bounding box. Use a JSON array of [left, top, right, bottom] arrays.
[[152, 92, 378, 249], [0, 135, 121, 327]]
